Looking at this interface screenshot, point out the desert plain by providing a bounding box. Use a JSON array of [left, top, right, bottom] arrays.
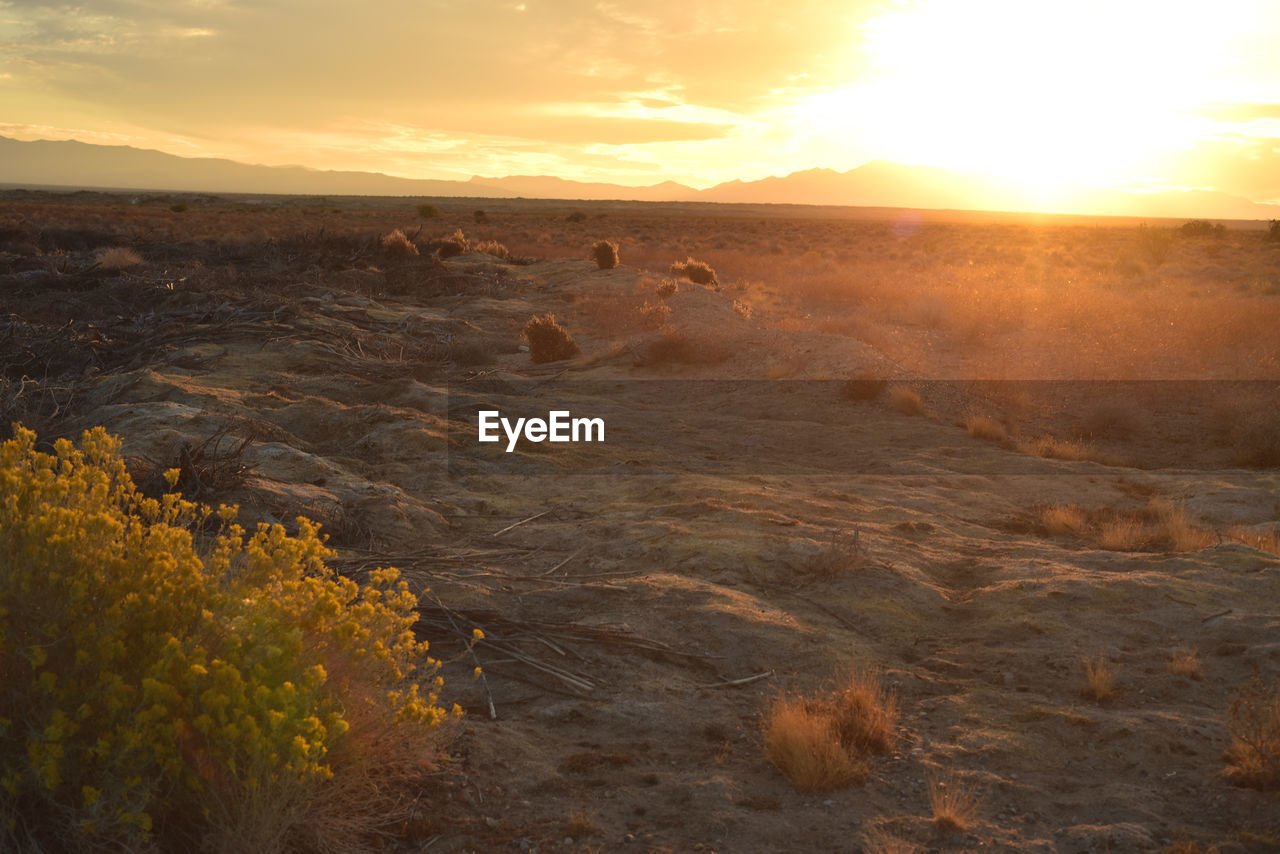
[[2, 190, 1278, 853]]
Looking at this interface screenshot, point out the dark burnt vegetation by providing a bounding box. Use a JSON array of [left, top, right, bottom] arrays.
[[0, 194, 536, 442]]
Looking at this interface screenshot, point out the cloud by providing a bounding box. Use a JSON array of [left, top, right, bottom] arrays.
[[1166, 135, 1280, 201], [1196, 102, 1280, 122]]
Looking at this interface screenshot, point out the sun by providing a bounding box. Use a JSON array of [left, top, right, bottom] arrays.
[[812, 0, 1261, 198]]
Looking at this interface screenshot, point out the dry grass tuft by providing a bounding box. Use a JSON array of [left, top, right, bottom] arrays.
[[524, 313, 580, 363], [1228, 526, 1280, 556], [1039, 504, 1086, 537], [829, 668, 899, 755], [591, 239, 620, 269], [1168, 649, 1201, 680], [1151, 500, 1214, 551], [1098, 517, 1142, 551], [381, 228, 419, 256], [763, 668, 897, 792], [94, 246, 143, 270], [964, 413, 1008, 442], [763, 696, 867, 792], [733, 299, 753, 319], [927, 772, 981, 833], [888, 385, 922, 416], [1081, 655, 1116, 703], [655, 278, 679, 298], [1020, 435, 1118, 465], [1225, 672, 1280, 790]]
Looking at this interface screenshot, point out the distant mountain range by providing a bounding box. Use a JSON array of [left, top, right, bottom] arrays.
[[2, 135, 1276, 220]]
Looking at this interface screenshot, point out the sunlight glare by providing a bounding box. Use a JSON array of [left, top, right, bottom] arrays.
[[825, 0, 1259, 193]]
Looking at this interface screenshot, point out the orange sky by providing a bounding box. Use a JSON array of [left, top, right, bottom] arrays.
[[2, 0, 1278, 204]]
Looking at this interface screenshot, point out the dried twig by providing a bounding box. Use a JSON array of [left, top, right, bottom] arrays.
[[492, 510, 550, 538]]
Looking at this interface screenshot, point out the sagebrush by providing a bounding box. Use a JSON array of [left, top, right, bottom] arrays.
[[0, 427, 455, 853], [524, 313, 580, 363]]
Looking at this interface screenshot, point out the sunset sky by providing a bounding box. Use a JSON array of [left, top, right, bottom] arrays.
[[2, 0, 1278, 203]]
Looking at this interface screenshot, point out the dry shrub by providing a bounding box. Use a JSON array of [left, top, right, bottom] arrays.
[[1225, 672, 1280, 790], [670, 256, 719, 288], [286, 671, 455, 854], [888, 385, 922, 416], [927, 773, 981, 833], [1168, 649, 1201, 680], [733, 299, 753, 319], [1039, 504, 1086, 536], [1081, 655, 1116, 703], [763, 669, 897, 792], [964, 414, 1008, 442], [474, 239, 509, 260], [655, 278, 679, 298], [437, 228, 469, 258], [640, 300, 671, 330], [381, 228, 419, 256], [94, 246, 143, 270], [804, 528, 868, 580], [591, 239, 620, 269], [524, 313, 580, 363]]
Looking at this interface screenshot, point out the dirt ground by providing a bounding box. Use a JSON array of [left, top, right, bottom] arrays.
[[2, 193, 1278, 853]]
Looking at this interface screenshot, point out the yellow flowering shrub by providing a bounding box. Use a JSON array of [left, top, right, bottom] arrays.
[[0, 427, 451, 852]]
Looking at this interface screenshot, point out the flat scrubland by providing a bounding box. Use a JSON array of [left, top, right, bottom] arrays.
[[2, 189, 1279, 853]]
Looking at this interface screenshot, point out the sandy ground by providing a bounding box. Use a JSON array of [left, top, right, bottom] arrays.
[[4, 232, 1279, 853]]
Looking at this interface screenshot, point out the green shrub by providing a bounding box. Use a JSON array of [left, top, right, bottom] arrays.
[[591, 240, 619, 270], [415, 204, 440, 219], [524, 313, 580, 363], [0, 427, 453, 852], [1179, 219, 1224, 237]]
